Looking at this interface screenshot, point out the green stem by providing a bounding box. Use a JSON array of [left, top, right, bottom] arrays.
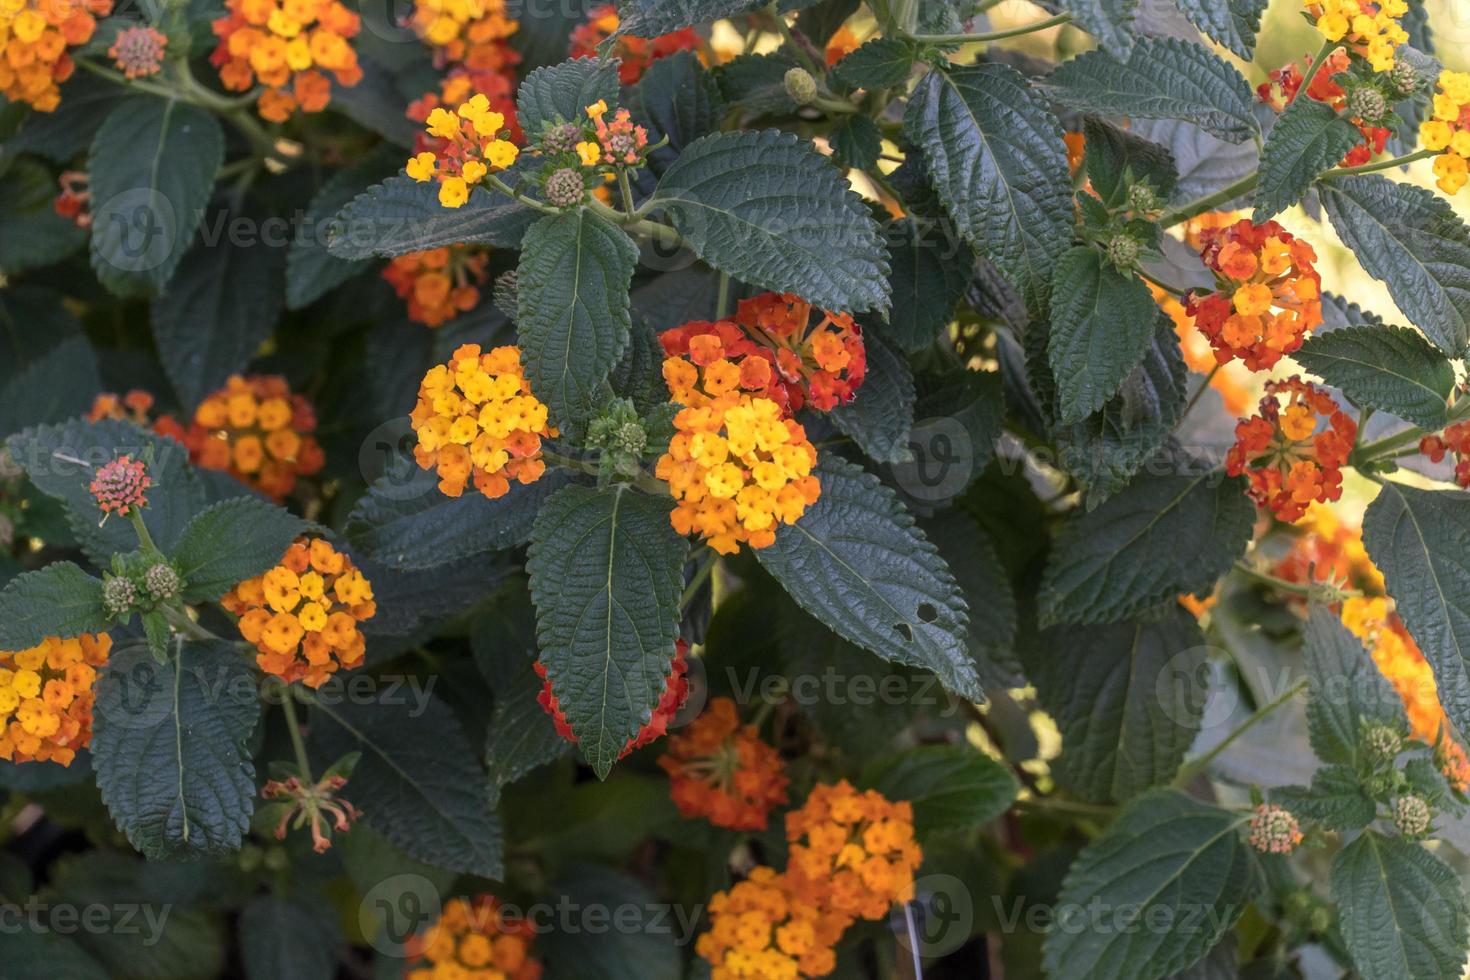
[[617, 169, 638, 216], [1288, 40, 1339, 106], [159, 604, 218, 642], [282, 693, 314, 784], [910, 11, 1072, 44], [769, 3, 823, 76], [1137, 267, 1187, 298], [1160, 172, 1259, 227], [128, 509, 160, 555], [1175, 363, 1220, 429], [1322, 147, 1442, 179], [1232, 561, 1318, 597], [1353, 397, 1469, 464], [1011, 796, 1116, 819], [1174, 677, 1309, 786], [681, 551, 718, 609], [486, 174, 560, 214], [715, 271, 731, 320], [543, 449, 669, 495]]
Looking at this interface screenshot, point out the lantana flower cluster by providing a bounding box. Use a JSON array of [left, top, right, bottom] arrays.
[[410, 344, 554, 499], [185, 375, 325, 500], [1149, 283, 1253, 416], [696, 866, 847, 979], [1184, 219, 1323, 371], [223, 538, 375, 688], [659, 695, 789, 830], [108, 24, 166, 79], [210, 0, 363, 122], [382, 245, 490, 327], [1419, 419, 1470, 487], [1420, 71, 1470, 195], [0, 0, 111, 111], [54, 169, 91, 228], [1249, 804, 1303, 854], [581, 98, 648, 167], [536, 640, 690, 760], [405, 895, 542, 980], [1226, 377, 1356, 522], [406, 94, 520, 208], [1305, 0, 1408, 73], [90, 455, 151, 517], [1258, 50, 1389, 167], [568, 4, 700, 84], [407, 0, 517, 76], [0, 633, 111, 765]]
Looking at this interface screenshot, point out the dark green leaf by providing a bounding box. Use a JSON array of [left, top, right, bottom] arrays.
[[0, 157, 86, 273], [1303, 605, 1408, 766], [0, 334, 101, 439], [1269, 766, 1374, 831], [169, 497, 309, 603], [516, 57, 622, 134], [616, 0, 764, 36], [1295, 324, 1454, 429], [240, 893, 341, 980], [830, 335, 914, 464], [0, 931, 109, 980], [525, 485, 688, 777], [287, 148, 402, 309], [1254, 97, 1362, 221], [870, 217, 975, 351], [0, 562, 108, 649], [540, 866, 683, 979], [1174, 0, 1266, 59], [829, 37, 914, 92], [922, 509, 1021, 689], [327, 173, 540, 260], [1083, 116, 1179, 208], [1058, 0, 1140, 56], [829, 113, 883, 170], [632, 50, 725, 174], [864, 745, 1018, 836], [474, 598, 569, 797], [714, 51, 801, 118]]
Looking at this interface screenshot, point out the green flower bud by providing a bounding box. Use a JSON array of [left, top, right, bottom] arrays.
[[103, 574, 137, 617], [144, 562, 181, 602], [1393, 794, 1431, 837], [784, 67, 818, 106], [545, 167, 586, 209]]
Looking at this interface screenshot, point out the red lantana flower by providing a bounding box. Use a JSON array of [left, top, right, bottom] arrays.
[[1225, 377, 1356, 522]]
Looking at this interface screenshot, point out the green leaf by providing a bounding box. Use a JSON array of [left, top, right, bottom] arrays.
[[870, 217, 975, 352], [0, 334, 101, 439], [92, 640, 260, 860], [473, 596, 569, 798], [240, 893, 341, 980], [904, 64, 1072, 312], [1039, 470, 1255, 625], [631, 50, 725, 173], [516, 208, 639, 432], [168, 497, 310, 603], [540, 865, 683, 980], [1254, 97, 1362, 221], [150, 225, 284, 410], [1024, 605, 1207, 804], [1320, 175, 1470, 355], [1042, 789, 1259, 980], [923, 509, 1021, 689], [326, 173, 540, 260], [1303, 605, 1408, 766], [1057, 0, 1139, 56], [1362, 483, 1470, 735], [88, 97, 223, 296], [756, 453, 981, 701], [0, 562, 108, 649], [829, 113, 883, 170], [286, 148, 402, 309], [829, 37, 914, 92], [615, 0, 763, 36], [1174, 0, 1266, 59], [525, 485, 688, 778], [863, 745, 1018, 836], [830, 335, 914, 464], [715, 51, 801, 118], [0, 157, 86, 273], [1049, 246, 1162, 424], [1042, 37, 1259, 143], [1331, 831, 1470, 980], [1294, 324, 1455, 429], [0, 932, 109, 980], [1269, 766, 1374, 831], [309, 691, 504, 877], [649, 129, 890, 313], [516, 57, 621, 135], [1082, 117, 1179, 208]]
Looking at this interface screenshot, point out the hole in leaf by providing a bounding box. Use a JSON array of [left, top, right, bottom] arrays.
[[916, 603, 937, 623], [894, 623, 913, 642]]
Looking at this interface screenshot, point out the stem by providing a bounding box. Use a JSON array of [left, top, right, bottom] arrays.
[[910, 11, 1072, 44], [1233, 561, 1316, 597], [1352, 397, 1468, 463], [715, 271, 732, 320], [159, 604, 218, 642], [1322, 147, 1441, 179], [1174, 677, 1309, 786], [1160, 172, 1259, 227], [486, 174, 559, 214], [1175, 363, 1220, 428], [1137, 267, 1186, 298], [1011, 796, 1116, 819], [617, 169, 637, 216], [769, 3, 823, 76], [681, 551, 718, 609], [543, 449, 669, 495], [128, 509, 160, 555], [282, 693, 314, 784]]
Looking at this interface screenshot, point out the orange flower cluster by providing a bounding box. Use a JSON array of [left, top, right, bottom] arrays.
[[655, 387, 820, 555], [1421, 71, 1470, 195], [0, 0, 111, 111], [1420, 420, 1470, 487], [1258, 51, 1389, 167], [0, 634, 110, 765], [663, 294, 867, 415], [409, 64, 521, 150], [1305, 0, 1408, 73], [581, 98, 648, 166], [536, 640, 690, 759], [697, 866, 847, 979], [382, 245, 490, 327], [407, 0, 517, 76], [185, 375, 325, 500], [53, 169, 91, 228], [406, 94, 520, 208], [90, 455, 151, 517], [223, 538, 375, 688], [1063, 131, 1086, 175], [1149, 283, 1252, 416], [108, 24, 166, 79], [785, 780, 923, 921], [568, 4, 700, 84], [1226, 377, 1355, 522], [824, 25, 860, 66], [1184, 219, 1323, 371], [410, 344, 554, 499], [88, 389, 187, 440], [210, 0, 362, 122], [405, 895, 542, 980], [659, 696, 788, 830], [1271, 504, 1384, 596]]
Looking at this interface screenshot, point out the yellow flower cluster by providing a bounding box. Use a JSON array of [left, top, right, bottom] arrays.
[[1421, 71, 1470, 194], [406, 94, 519, 208], [405, 895, 542, 980], [1306, 0, 1408, 72], [655, 372, 820, 555], [0, 0, 111, 111], [696, 866, 847, 979], [410, 343, 554, 499], [0, 634, 111, 766], [223, 539, 375, 688], [210, 0, 363, 121], [407, 0, 517, 70]]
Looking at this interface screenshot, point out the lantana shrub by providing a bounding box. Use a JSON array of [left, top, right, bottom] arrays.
[[3, 0, 1470, 974]]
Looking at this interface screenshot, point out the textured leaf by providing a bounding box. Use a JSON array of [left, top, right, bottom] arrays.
[[286, 148, 401, 309], [1131, 117, 1258, 204], [0, 932, 108, 980], [0, 562, 108, 649], [474, 597, 570, 797], [715, 51, 801, 118], [0, 334, 101, 439], [650, 129, 889, 313], [830, 335, 914, 464], [870, 217, 975, 351], [309, 691, 503, 877], [1254, 97, 1362, 221], [1039, 470, 1255, 625], [150, 227, 285, 410], [516, 57, 622, 134], [615, 0, 764, 36], [327, 173, 540, 260], [92, 640, 260, 860], [1025, 605, 1207, 803], [1043, 789, 1259, 980], [1174, 0, 1266, 58], [516, 209, 638, 432], [1083, 117, 1179, 208], [1362, 483, 1470, 735], [829, 113, 883, 170], [1269, 766, 1374, 831], [1050, 247, 1162, 423], [169, 497, 309, 603], [756, 453, 980, 701], [89, 97, 223, 296], [1294, 324, 1455, 429], [632, 50, 725, 175], [863, 745, 1018, 836], [1043, 38, 1259, 143], [526, 485, 687, 777], [922, 509, 1021, 688], [1058, 0, 1140, 56], [904, 64, 1072, 312], [1321, 175, 1470, 354], [1303, 605, 1408, 766], [239, 894, 341, 980], [829, 37, 914, 92], [1331, 831, 1469, 980]]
